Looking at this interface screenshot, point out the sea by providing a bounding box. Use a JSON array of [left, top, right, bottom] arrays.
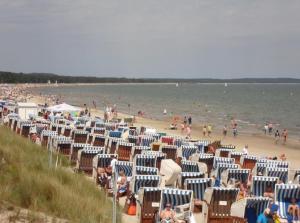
[[32, 83, 300, 138]]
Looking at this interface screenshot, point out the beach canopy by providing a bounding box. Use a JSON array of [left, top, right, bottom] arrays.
[[47, 103, 81, 113]]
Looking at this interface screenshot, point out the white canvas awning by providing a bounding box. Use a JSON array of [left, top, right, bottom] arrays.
[[47, 103, 81, 112]]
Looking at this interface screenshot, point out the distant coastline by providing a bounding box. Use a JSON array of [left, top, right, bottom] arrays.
[[1, 71, 300, 84]]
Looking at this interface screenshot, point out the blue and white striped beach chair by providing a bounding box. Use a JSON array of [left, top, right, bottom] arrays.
[[115, 161, 133, 178], [178, 172, 205, 188], [240, 155, 258, 170], [134, 166, 159, 175], [140, 136, 156, 147], [130, 175, 161, 194], [145, 132, 160, 140], [184, 178, 212, 201], [181, 160, 199, 172], [134, 154, 157, 167], [107, 137, 124, 154], [251, 176, 278, 196], [266, 167, 289, 183], [108, 130, 122, 138], [159, 189, 193, 222], [181, 145, 198, 160], [294, 170, 300, 184], [224, 168, 250, 184], [275, 184, 300, 220], [231, 197, 271, 222], [141, 151, 166, 170], [229, 151, 244, 165], [214, 163, 239, 182], [203, 187, 239, 223], [213, 157, 235, 170], [92, 127, 106, 135]]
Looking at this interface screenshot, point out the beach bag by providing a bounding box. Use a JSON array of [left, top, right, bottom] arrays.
[[127, 204, 136, 215]]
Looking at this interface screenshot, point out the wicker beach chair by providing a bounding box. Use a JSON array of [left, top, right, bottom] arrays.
[[76, 146, 104, 174], [158, 188, 193, 223], [137, 187, 162, 223], [222, 168, 250, 185], [62, 125, 73, 137], [70, 143, 87, 165], [240, 155, 258, 171], [184, 178, 212, 212], [41, 130, 57, 147], [108, 130, 122, 138], [140, 136, 156, 147], [213, 163, 239, 182], [180, 145, 198, 160], [231, 197, 271, 223], [178, 172, 205, 189], [115, 161, 133, 179], [72, 130, 89, 143], [134, 166, 159, 176], [134, 154, 157, 168], [131, 146, 151, 160], [92, 154, 118, 183], [229, 151, 244, 165], [191, 153, 214, 175], [91, 134, 106, 147], [213, 157, 235, 170], [203, 187, 239, 223], [275, 184, 300, 221], [161, 136, 174, 145], [128, 135, 139, 145], [216, 148, 235, 158], [194, 140, 211, 153], [251, 176, 278, 196], [116, 142, 134, 161], [54, 138, 74, 156], [130, 175, 161, 194], [161, 145, 178, 160], [181, 160, 200, 172], [141, 151, 166, 170], [266, 167, 289, 183]]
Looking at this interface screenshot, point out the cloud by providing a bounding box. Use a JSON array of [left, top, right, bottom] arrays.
[[0, 0, 299, 78]]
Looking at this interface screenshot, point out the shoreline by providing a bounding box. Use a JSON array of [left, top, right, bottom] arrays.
[[29, 92, 300, 169]]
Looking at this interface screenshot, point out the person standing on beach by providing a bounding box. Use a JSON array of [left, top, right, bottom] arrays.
[[183, 116, 187, 125], [163, 108, 167, 115], [203, 125, 207, 137], [233, 124, 238, 137], [188, 116, 192, 126], [186, 126, 191, 139], [268, 123, 273, 135], [207, 124, 212, 137], [264, 123, 268, 135], [223, 125, 227, 137], [282, 129, 288, 144], [275, 130, 280, 144]]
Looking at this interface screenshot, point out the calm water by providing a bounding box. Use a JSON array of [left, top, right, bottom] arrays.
[[33, 83, 300, 138]]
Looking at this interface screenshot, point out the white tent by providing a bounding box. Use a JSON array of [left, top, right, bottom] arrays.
[[47, 103, 81, 113]]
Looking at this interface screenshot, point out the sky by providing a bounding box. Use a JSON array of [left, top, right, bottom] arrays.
[[0, 1, 300, 78]]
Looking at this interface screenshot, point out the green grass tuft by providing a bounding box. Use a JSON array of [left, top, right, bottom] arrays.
[[0, 126, 121, 223]]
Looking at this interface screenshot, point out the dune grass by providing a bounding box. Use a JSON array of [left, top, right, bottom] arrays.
[[0, 126, 121, 223]]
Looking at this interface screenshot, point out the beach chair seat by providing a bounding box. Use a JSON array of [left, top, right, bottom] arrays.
[[134, 166, 159, 175], [251, 176, 278, 197], [231, 197, 271, 223], [180, 145, 198, 160], [203, 187, 239, 223], [92, 127, 106, 135], [108, 130, 122, 138], [76, 146, 104, 174], [62, 125, 73, 137], [137, 187, 162, 223], [70, 143, 87, 165], [184, 178, 212, 212], [161, 136, 174, 145], [214, 163, 239, 182], [229, 151, 244, 165], [216, 148, 235, 158], [130, 175, 161, 194], [134, 154, 157, 167], [128, 135, 139, 145], [181, 160, 200, 172], [141, 151, 166, 170], [240, 155, 258, 170], [41, 130, 57, 147], [178, 172, 205, 189], [20, 122, 34, 137], [54, 139, 74, 156], [159, 188, 193, 223], [131, 146, 151, 160], [161, 145, 178, 160], [266, 167, 289, 183], [72, 130, 89, 143], [275, 184, 300, 220], [213, 157, 235, 170], [139, 136, 156, 147], [91, 134, 106, 147], [222, 169, 250, 186], [116, 142, 134, 161], [107, 137, 124, 154]]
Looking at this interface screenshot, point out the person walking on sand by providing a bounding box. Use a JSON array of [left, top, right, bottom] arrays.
[[233, 126, 238, 137], [274, 130, 280, 144], [188, 116, 192, 126], [223, 125, 227, 137], [203, 125, 207, 137], [207, 124, 212, 137], [268, 123, 273, 135], [282, 129, 288, 144], [264, 123, 268, 135]]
